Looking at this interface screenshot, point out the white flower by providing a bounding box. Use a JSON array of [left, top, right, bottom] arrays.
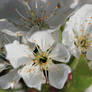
[[1, 31, 71, 90], [62, 4, 92, 60], [0, 0, 79, 37]]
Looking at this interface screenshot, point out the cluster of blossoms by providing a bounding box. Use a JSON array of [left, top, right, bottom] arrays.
[[0, 0, 92, 91]]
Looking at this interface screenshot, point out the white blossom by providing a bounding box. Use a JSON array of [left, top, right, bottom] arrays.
[[0, 0, 80, 40], [62, 4, 92, 60], [1, 31, 71, 90]]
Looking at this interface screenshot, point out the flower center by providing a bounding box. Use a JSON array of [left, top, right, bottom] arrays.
[[75, 35, 90, 54], [11, 0, 61, 30], [39, 57, 47, 63], [33, 46, 49, 65]]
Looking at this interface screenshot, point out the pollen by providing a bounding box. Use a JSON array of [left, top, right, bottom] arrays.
[[25, 10, 28, 14], [30, 10, 35, 16], [46, 16, 49, 20], [88, 22, 91, 25], [40, 17, 44, 22], [14, 8, 17, 12], [48, 1, 51, 5], [25, 68, 31, 73], [56, 3, 61, 9], [80, 30, 84, 32], [90, 17, 92, 19], [17, 32, 22, 37]]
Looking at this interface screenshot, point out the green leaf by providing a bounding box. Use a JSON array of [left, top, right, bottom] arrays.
[[61, 55, 92, 92]]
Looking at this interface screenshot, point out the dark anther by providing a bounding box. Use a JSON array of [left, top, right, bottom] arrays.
[[39, 57, 47, 63], [43, 70, 46, 79], [33, 47, 38, 54], [46, 70, 49, 83], [56, 3, 61, 9], [43, 70, 49, 83]]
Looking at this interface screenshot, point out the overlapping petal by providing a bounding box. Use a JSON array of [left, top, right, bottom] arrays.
[[0, 69, 20, 89], [5, 40, 33, 68], [28, 31, 55, 51], [48, 64, 71, 89], [49, 43, 70, 63], [19, 64, 45, 90]]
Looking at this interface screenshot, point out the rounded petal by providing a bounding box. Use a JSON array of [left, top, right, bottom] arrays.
[[0, 69, 20, 89], [62, 4, 92, 58], [28, 31, 55, 51], [5, 40, 33, 68], [86, 47, 92, 60], [65, 4, 92, 36], [19, 64, 45, 90], [49, 43, 70, 63], [48, 64, 71, 89], [48, 29, 60, 43]]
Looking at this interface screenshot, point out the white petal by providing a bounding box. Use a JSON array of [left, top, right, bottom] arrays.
[[65, 4, 92, 37], [69, 44, 80, 58], [28, 31, 55, 51], [5, 40, 33, 68], [0, 69, 20, 89], [19, 64, 45, 90], [48, 64, 71, 89], [49, 43, 70, 63], [44, 0, 78, 28], [49, 29, 60, 43], [0, 19, 20, 37], [86, 47, 92, 60], [62, 27, 74, 47]]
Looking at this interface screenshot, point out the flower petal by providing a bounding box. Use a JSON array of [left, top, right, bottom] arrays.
[[48, 64, 71, 89], [49, 43, 70, 63], [28, 31, 55, 51], [86, 47, 92, 60], [19, 64, 45, 90], [62, 27, 74, 47], [70, 44, 80, 58], [0, 0, 25, 19], [0, 69, 20, 89], [5, 40, 33, 68], [41, 0, 79, 28], [0, 19, 25, 37]]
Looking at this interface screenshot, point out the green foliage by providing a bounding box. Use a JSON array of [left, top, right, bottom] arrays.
[[61, 55, 92, 92]]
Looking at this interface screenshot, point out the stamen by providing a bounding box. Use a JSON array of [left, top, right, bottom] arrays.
[[43, 70, 49, 83], [43, 70, 46, 79], [17, 32, 23, 44], [46, 70, 49, 84], [25, 10, 29, 14], [46, 3, 61, 21], [14, 8, 28, 21], [23, 0, 31, 10]]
